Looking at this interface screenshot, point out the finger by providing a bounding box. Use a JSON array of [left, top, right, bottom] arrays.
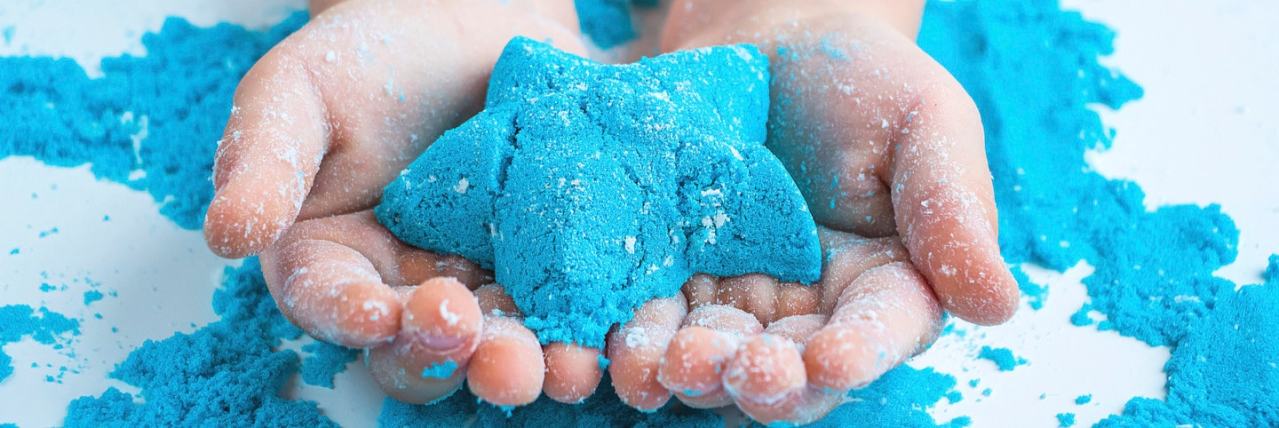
[[716, 274, 780, 325], [804, 261, 943, 391], [477, 284, 607, 404], [816, 227, 910, 313], [723, 334, 807, 420], [468, 317, 545, 406], [258, 212, 489, 347], [774, 282, 821, 321], [403, 278, 485, 360], [658, 305, 763, 408], [726, 315, 842, 425], [205, 44, 329, 258], [264, 238, 400, 347], [366, 279, 483, 404], [682, 274, 719, 309], [543, 343, 604, 404], [705, 274, 822, 326], [606, 294, 688, 411], [266, 211, 492, 289], [206, 0, 592, 259], [887, 77, 1020, 324], [681, 304, 764, 334], [474, 284, 518, 316], [467, 284, 545, 406], [269, 2, 590, 222]]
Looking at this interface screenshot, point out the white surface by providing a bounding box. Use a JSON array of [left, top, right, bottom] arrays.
[[0, 159, 227, 426], [0, 0, 303, 76], [1, 1, 1276, 427], [915, 262, 1169, 427]]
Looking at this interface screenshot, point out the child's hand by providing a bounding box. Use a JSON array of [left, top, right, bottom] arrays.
[[204, 0, 609, 406], [600, 0, 1020, 423]]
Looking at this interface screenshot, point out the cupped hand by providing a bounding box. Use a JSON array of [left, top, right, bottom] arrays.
[[601, 0, 1019, 424], [205, 0, 610, 406]]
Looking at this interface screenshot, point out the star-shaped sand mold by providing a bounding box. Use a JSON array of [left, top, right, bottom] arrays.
[[377, 37, 821, 347]]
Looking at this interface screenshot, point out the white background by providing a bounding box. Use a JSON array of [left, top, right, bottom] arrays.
[[0, 1, 1276, 426]]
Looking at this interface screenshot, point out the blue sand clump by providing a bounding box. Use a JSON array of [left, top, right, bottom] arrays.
[[64, 259, 336, 427], [1056, 412, 1076, 427], [419, 360, 459, 380], [0, 305, 80, 382], [377, 37, 822, 347], [1011, 266, 1047, 310], [1068, 303, 1096, 327], [574, 0, 656, 49], [300, 342, 358, 389], [1098, 256, 1279, 427], [977, 346, 1026, 372], [0, 13, 305, 229], [1075, 394, 1091, 405], [38, 227, 59, 238], [82, 290, 104, 306]]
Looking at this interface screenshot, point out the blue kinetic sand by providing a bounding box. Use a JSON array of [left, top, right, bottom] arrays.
[[376, 37, 822, 347]]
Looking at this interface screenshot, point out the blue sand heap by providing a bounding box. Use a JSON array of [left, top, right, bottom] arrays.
[[65, 259, 339, 427], [0, 15, 298, 230], [977, 346, 1026, 372], [1104, 255, 1279, 427], [376, 37, 822, 347]]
